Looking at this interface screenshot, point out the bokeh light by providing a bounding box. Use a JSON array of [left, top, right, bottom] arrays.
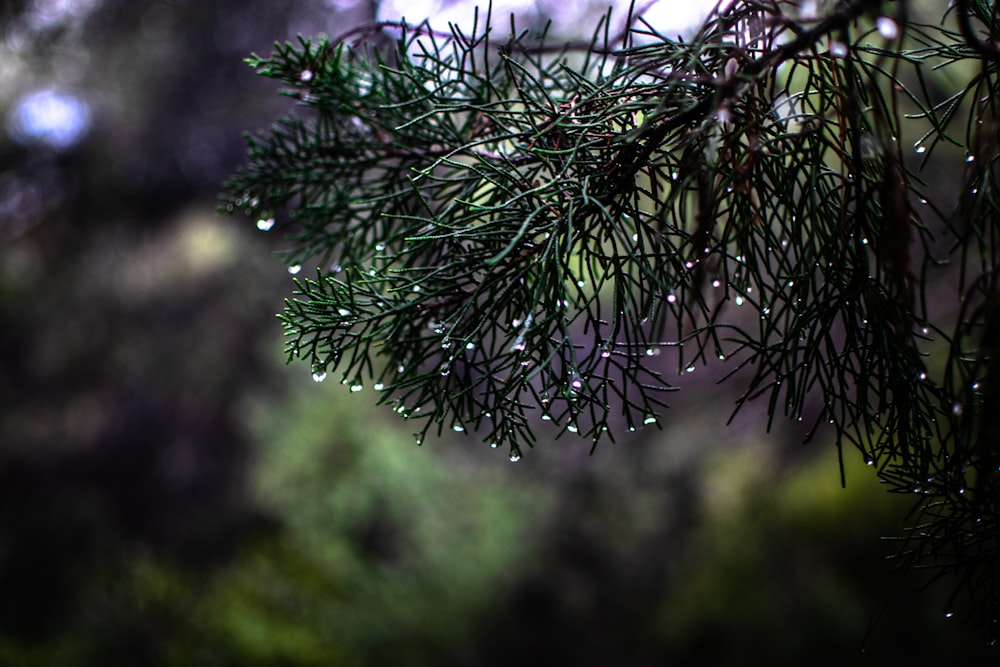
[[7, 88, 91, 149]]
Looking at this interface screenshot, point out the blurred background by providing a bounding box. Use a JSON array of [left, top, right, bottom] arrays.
[[0, 0, 993, 664]]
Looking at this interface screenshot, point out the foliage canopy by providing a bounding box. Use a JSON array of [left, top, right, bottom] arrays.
[[222, 0, 1000, 637]]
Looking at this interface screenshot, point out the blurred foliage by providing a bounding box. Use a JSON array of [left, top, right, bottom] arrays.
[[204, 383, 549, 666], [1, 1, 998, 665], [7, 381, 996, 665], [658, 446, 994, 665]]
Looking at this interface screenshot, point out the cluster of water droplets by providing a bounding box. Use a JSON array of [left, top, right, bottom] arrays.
[[509, 313, 534, 354]]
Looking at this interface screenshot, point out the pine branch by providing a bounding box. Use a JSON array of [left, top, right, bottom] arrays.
[[223, 0, 1000, 636]]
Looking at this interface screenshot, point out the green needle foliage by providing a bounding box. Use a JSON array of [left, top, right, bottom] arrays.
[[222, 0, 1000, 636]]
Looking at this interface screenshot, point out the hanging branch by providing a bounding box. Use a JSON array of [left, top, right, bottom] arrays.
[[222, 0, 1000, 636]]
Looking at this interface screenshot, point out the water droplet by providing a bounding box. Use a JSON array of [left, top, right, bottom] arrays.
[[413, 432, 423, 445], [600, 347, 611, 359], [717, 351, 726, 360], [509, 451, 521, 462], [440, 364, 451, 376], [312, 370, 327, 382], [338, 308, 352, 317], [375, 243, 385, 252], [631, 233, 639, 243], [288, 264, 302, 275], [876, 16, 898, 40], [944, 609, 955, 619], [567, 424, 579, 433], [466, 341, 475, 350], [510, 338, 526, 353], [300, 68, 314, 82], [490, 442, 498, 448], [914, 142, 927, 154], [865, 455, 874, 466], [966, 153, 975, 163], [972, 381, 981, 391], [397, 364, 406, 373], [645, 348, 661, 357], [350, 383, 363, 393], [441, 338, 452, 349], [712, 279, 721, 288], [257, 217, 275, 231], [685, 364, 696, 373], [735, 295, 745, 306], [570, 375, 584, 392], [452, 424, 465, 432], [666, 293, 677, 304], [541, 414, 552, 421], [952, 402, 963, 416], [511, 318, 522, 328], [373, 383, 385, 391], [829, 41, 848, 58], [643, 414, 657, 425]]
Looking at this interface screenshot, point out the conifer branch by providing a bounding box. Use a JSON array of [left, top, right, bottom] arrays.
[[223, 0, 1000, 634]]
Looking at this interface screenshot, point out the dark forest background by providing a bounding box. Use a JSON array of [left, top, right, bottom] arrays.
[[0, 1, 994, 664]]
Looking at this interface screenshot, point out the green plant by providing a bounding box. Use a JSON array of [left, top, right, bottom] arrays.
[[222, 0, 999, 637]]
